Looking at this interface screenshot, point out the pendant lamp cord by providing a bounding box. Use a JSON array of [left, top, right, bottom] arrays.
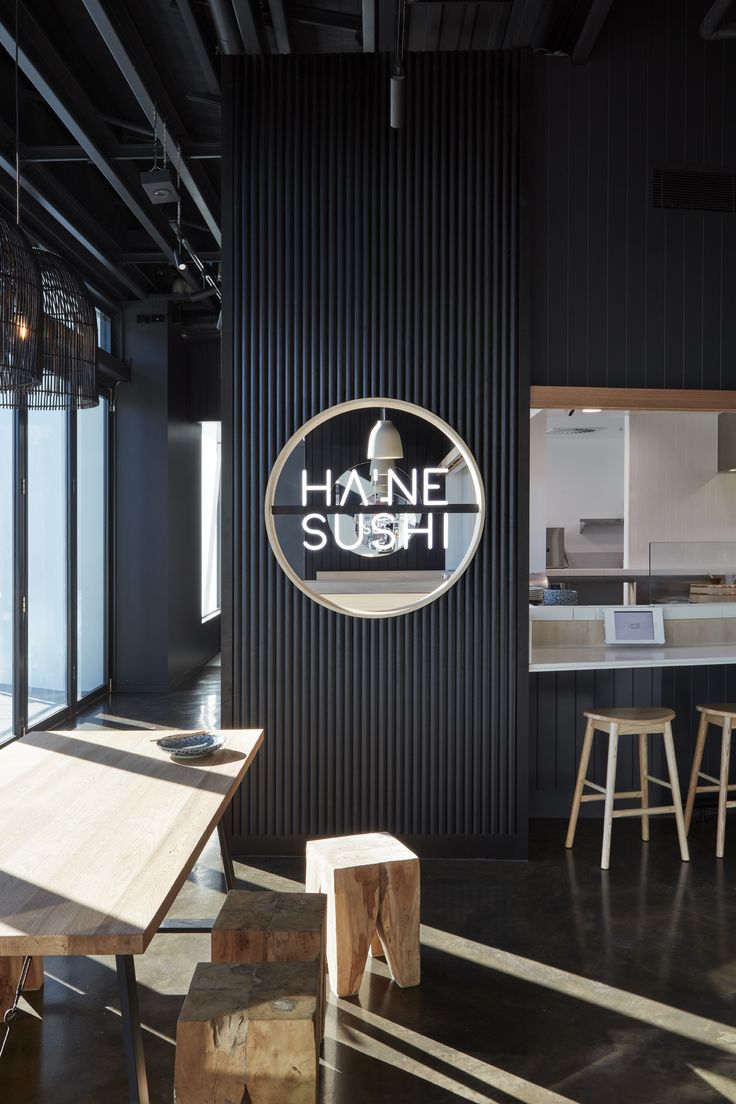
[[176, 144, 182, 246], [14, 0, 20, 225]]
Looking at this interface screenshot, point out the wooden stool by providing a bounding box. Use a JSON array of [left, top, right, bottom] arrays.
[[212, 890, 326, 1035], [684, 704, 736, 857], [174, 960, 320, 1104], [305, 831, 420, 997], [565, 707, 690, 870]]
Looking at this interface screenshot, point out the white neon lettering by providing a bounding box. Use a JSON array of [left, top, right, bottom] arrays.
[[334, 516, 365, 551], [301, 469, 332, 507], [302, 513, 328, 551], [443, 512, 449, 549], [423, 467, 448, 505], [408, 514, 433, 549], [386, 467, 418, 505], [339, 468, 369, 506]]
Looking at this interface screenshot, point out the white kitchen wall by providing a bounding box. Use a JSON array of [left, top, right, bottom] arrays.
[[626, 411, 736, 567], [544, 414, 626, 566]]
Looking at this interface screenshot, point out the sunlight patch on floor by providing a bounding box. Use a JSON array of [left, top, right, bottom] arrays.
[[690, 1065, 736, 1101], [334, 998, 577, 1104], [422, 925, 736, 1056]]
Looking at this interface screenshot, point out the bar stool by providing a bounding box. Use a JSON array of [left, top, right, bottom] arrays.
[[566, 707, 690, 870], [684, 704, 736, 858]]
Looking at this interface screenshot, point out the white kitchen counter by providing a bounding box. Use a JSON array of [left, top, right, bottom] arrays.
[[546, 568, 650, 578], [530, 643, 736, 672]]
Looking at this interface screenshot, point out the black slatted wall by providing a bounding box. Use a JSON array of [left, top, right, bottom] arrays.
[[528, 0, 736, 816], [221, 51, 528, 856]]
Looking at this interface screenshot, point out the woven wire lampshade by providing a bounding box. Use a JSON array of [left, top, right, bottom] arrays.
[[0, 215, 42, 398], [17, 247, 98, 410]]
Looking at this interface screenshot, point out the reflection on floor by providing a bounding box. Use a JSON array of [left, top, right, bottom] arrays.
[[0, 694, 62, 744], [3, 668, 736, 1103]]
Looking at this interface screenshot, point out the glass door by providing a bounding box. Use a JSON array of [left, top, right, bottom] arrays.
[[77, 399, 107, 699], [0, 410, 14, 741], [27, 410, 68, 726]]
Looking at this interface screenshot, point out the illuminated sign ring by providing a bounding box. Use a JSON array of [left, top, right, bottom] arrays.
[[264, 397, 486, 618]]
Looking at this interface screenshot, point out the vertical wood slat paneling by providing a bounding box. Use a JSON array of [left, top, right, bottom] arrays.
[[530, 0, 736, 389], [222, 51, 527, 856]]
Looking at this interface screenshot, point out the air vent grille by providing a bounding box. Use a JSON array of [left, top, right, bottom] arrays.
[[653, 166, 736, 213]]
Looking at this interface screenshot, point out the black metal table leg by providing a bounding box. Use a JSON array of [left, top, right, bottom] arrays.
[[116, 955, 150, 1104], [217, 818, 236, 891]]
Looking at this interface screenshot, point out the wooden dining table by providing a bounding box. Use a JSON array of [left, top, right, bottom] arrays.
[[0, 725, 264, 1104]]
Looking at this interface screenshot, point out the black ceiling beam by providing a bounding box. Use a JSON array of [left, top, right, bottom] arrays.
[[570, 0, 615, 63], [115, 250, 221, 263], [0, 163, 147, 302], [80, 0, 221, 246], [502, 0, 544, 48], [289, 5, 361, 31], [0, 157, 148, 298], [269, 0, 292, 52], [21, 142, 221, 163], [701, 0, 736, 38], [230, 0, 266, 53], [0, 13, 178, 269], [362, 0, 376, 50], [174, 0, 221, 93]]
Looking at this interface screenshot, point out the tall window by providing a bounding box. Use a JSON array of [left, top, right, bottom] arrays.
[[0, 410, 13, 741], [77, 399, 107, 698], [27, 410, 68, 725], [201, 421, 221, 621], [95, 307, 111, 353], [0, 386, 109, 739]]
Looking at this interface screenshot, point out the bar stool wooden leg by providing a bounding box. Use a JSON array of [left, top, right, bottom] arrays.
[[663, 722, 690, 862], [684, 712, 709, 833], [601, 724, 619, 870], [717, 718, 732, 859], [639, 733, 650, 842], [566, 718, 595, 849]]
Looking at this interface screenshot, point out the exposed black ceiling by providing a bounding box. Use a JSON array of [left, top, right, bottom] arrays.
[[0, 0, 614, 312]]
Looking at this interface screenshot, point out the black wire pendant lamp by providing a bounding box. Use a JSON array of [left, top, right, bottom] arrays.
[[0, 218, 41, 396], [19, 247, 99, 410], [0, 0, 98, 411], [0, 0, 41, 399]]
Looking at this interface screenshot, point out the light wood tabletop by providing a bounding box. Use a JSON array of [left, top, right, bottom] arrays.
[[0, 727, 264, 957]]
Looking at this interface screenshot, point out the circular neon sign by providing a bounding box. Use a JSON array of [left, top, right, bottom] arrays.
[[265, 398, 485, 617]]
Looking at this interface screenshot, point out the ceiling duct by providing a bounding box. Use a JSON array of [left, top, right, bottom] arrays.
[[717, 414, 736, 472]]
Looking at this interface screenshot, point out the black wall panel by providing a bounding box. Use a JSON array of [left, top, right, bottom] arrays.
[[530, 0, 736, 389], [221, 51, 528, 856], [528, 0, 736, 817]]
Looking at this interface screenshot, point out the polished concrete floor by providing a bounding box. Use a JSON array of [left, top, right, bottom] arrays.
[[3, 669, 736, 1103]]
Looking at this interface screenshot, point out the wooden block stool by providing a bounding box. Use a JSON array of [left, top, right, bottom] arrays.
[[565, 707, 690, 870], [305, 832, 420, 997], [685, 703, 736, 857], [212, 890, 326, 1035], [174, 960, 320, 1104]]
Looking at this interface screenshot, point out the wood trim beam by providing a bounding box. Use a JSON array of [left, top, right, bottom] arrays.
[[530, 386, 736, 412]]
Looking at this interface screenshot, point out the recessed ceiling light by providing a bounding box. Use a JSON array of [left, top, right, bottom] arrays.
[[582, 408, 602, 413]]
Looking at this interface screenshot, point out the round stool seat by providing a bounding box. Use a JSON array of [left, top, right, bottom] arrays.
[[696, 703, 736, 719], [583, 707, 675, 724]]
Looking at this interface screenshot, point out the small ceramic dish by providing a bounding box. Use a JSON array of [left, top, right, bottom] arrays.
[[156, 731, 225, 759]]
